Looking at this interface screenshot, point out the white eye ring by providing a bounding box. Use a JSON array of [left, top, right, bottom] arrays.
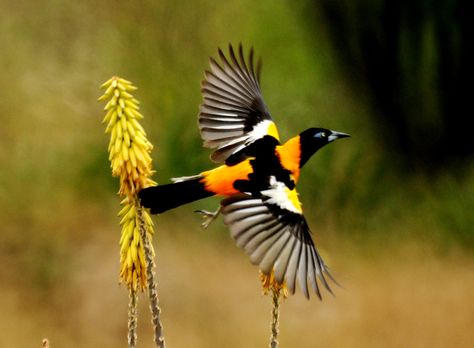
[[320, 132, 326, 138]]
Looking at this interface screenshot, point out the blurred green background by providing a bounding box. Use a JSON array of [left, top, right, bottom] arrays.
[[1, 0, 473, 347]]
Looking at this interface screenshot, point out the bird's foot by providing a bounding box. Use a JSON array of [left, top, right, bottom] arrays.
[[194, 206, 222, 229]]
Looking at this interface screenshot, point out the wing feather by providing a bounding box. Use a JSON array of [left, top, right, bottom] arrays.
[[273, 235, 297, 283], [298, 241, 309, 298], [242, 221, 282, 254], [259, 231, 293, 275], [199, 44, 280, 163], [285, 239, 302, 294], [221, 192, 336, 299], [249, 228, 287, 267]]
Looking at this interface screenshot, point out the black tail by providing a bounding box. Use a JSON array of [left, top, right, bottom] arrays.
[[138, 177, 214, 214]]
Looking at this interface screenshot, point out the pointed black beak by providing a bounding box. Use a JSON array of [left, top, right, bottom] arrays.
[[328, 131, 350, 142]]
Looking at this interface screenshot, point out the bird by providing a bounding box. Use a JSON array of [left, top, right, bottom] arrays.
[[139, 44, 349, 299]]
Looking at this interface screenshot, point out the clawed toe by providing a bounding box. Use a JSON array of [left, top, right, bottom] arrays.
[[194, 207, 221, 229]]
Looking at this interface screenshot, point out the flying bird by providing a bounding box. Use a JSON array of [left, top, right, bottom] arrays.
[[139, 44, 349, 298]]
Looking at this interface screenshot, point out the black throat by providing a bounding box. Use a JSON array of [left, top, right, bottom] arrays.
[[298, 130, 327, 168]]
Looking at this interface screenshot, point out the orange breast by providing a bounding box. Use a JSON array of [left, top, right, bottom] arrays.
[[276, 136, 301, 183], [200, 160, 253, 196]]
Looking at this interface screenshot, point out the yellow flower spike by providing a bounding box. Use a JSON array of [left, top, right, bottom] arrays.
[[125, 84, 138, 92], [132, 136, 147, 149], [125, 100, 139, 111], [134, 111, 144, 120], [131, 118, 146, 134], [121, 91, 134, 99], [123, 107, 136, 120], [100, 77, 165, 348], [131, 146, 145, 165], [133, 228, 140, 247], [115, 121, 123, 140], [128, 147, 138, 168], [100, 78, 112, 90], [108, 136, 116, 154], [118, 77, 132, 85], [99, 76, 156, 291], [126, 122, 136, 139], [130, 243, 138, 265], [138, 246, 146, 267], [116, 83, 127, 92], [104, 83, 116, 98], [114, 136, 122, 158], [119, 225, 133, 249], [119, 98, 126, 110], [121, 112, 128, 131], [121, 144, 129, 162], [143, 209, 154, 227], [120, 235, 131, 255], [118, 203, 131, 217], [127, 268, 133, 284], [102, 108, 114, 124], [126, 248, 133, 269], [124, 130, 131, 147], [133, 273, 138, 292]]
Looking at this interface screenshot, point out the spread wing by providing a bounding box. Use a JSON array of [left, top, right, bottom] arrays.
[[221, 181, 336, 299], [199, 43, 280, 164]]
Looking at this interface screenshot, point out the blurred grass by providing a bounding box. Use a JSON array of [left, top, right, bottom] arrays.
[[1, 223, 473, 347], [0, 0, 473, 346]]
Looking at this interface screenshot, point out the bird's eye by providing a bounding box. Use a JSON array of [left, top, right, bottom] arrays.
[[315, 131, 326, 138]]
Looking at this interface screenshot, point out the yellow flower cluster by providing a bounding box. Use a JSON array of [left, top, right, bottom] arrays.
[[100, 77, 155, 197], [118, 197, 154, 290], [260, 270, 289, 299], [99, 76, 156, 291]]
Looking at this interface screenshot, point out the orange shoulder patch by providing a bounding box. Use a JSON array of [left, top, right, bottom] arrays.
[[201, 160, 253, 196]]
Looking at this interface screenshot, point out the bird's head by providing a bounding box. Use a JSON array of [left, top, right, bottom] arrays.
[[299, 128, 350, 167]]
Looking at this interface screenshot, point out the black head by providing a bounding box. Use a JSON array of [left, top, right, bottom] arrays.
[[299, 128, 350, 167]]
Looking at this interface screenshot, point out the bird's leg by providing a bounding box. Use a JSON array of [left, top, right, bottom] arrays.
[[194, 206, 222, 229]]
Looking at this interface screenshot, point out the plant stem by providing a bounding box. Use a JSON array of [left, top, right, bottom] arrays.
[[128, 288, 138, 348], [269, 287, 281, 348], [137, 204, 166, 348]]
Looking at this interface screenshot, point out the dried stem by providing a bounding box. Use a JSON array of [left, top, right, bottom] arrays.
[[269, 287, 281, 348], [137, 204, 166, 348], [128, 288, 138, 348]]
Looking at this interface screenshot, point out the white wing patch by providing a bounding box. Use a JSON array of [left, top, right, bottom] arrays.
[[249, 120, 275, 142], [261, 176, 302, 214]]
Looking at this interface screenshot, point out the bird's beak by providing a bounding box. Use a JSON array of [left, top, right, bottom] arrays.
[[328, 131, 350, 142]]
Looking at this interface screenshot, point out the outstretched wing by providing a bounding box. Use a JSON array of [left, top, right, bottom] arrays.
[[199, 43, 280, 164], [220, 181, 336, 299]]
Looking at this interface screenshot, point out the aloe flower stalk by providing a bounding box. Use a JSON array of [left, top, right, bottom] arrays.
[[99, 76, 165, 348]]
